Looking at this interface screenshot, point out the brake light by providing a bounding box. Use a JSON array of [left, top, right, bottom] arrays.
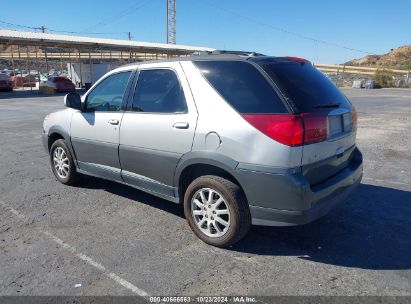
[[301, 113, 328, 144], [287, 57, 311, 64], [242, 114, 304, 146], [242, 113, 328, 146]]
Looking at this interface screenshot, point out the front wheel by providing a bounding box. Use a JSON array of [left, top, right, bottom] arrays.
[[50, 139, 79, 185], [184, 175, 251, 247]]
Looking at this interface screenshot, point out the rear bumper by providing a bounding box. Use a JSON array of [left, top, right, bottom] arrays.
[[236, 148, 363, 226]]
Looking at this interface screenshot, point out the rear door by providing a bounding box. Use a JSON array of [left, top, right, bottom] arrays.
[[119, 62, 197, 197], [259, 59, 357, 185]]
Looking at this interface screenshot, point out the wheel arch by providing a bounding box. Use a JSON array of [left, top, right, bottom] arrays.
[[48, 132, 65, 151], [174, 152, 245, 204], [47, 126, 70, 146], [47, 126, 78, 163]]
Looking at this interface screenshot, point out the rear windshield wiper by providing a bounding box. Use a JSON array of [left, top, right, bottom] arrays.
[[312, 102, 340, 109]]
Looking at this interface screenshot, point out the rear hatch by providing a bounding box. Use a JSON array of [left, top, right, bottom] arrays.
[[257, 58, 358, 186]]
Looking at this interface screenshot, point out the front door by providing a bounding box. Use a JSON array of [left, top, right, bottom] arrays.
[[119, 63, 197, 198], [71, 70, 133, 181]]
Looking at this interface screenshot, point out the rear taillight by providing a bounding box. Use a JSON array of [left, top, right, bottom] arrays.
[[242, 114, 304, 146], [242, 113, 328, 147], [301, 113, 328, 144]]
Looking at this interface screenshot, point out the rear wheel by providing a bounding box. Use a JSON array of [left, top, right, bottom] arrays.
[[184, 175, 251, 247], [50, 139, 79, 185]]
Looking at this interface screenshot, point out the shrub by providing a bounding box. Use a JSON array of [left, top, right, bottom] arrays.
[[374, 69, 395, 87]]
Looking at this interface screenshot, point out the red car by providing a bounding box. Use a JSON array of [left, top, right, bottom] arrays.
[[40, 77, 76, 93], [0, 74, 13, 92], [11, 74, 37, 87], [52, 77, 76, 93]]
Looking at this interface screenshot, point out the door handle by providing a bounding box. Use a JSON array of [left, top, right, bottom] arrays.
[[108, 119, 119, 125], [173, 122, 189, 129]]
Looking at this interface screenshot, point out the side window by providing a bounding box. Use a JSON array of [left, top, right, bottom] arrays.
[[194, 61, 287, 114], [86, 71, 132, 112], [132, 69, 187, 113]]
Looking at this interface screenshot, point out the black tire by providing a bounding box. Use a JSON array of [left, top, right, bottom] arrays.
[[183, 175, 251, 247], [50, 139, 79, 185]]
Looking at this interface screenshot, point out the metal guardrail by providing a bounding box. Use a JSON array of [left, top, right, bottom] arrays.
[[314, 64, 410, 76]]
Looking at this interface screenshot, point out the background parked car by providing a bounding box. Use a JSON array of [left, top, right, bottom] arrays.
[[0, 74, 13, 92], [11, 74, 37, 87], [39, 76, 76, 94]]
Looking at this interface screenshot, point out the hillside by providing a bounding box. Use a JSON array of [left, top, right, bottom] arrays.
[[345, 45, 411, 70]]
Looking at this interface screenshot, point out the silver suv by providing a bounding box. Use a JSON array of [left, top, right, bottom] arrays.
[[42, 54, 363, 247]]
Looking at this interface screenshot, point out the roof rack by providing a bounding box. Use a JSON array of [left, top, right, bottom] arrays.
[[197, 50, 266, 57]]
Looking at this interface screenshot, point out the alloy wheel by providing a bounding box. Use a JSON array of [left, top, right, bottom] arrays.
[[191, 188, 231, 238], [53, 146, 69, 179]]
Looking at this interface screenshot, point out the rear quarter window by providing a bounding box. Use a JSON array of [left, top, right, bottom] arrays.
[[194, 60, 287, 114], [259, 61, 352, 112]]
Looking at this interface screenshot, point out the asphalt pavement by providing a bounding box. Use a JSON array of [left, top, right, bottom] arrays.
[[0, 89, 410, 296]]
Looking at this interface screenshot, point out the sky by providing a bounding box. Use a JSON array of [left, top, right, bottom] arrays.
[[1, 0, 410, 64]]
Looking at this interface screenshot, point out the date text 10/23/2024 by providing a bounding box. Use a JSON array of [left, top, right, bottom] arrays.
[[149, 296, 257, 303]]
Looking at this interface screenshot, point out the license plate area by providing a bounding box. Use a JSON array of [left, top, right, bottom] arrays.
[[328, 112, 352, 139], [342, 112, 353, 132]]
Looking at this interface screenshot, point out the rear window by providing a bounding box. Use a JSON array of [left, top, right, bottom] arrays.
[[259, 61, 351, 112], [194, 61, 287, 114]]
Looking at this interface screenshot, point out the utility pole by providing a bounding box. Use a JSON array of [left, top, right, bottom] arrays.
[[166, 0, 176, 44], [128, 32, 132, 41]]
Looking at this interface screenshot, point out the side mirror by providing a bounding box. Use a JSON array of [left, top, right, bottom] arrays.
[[64, 93, 83, 110]]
